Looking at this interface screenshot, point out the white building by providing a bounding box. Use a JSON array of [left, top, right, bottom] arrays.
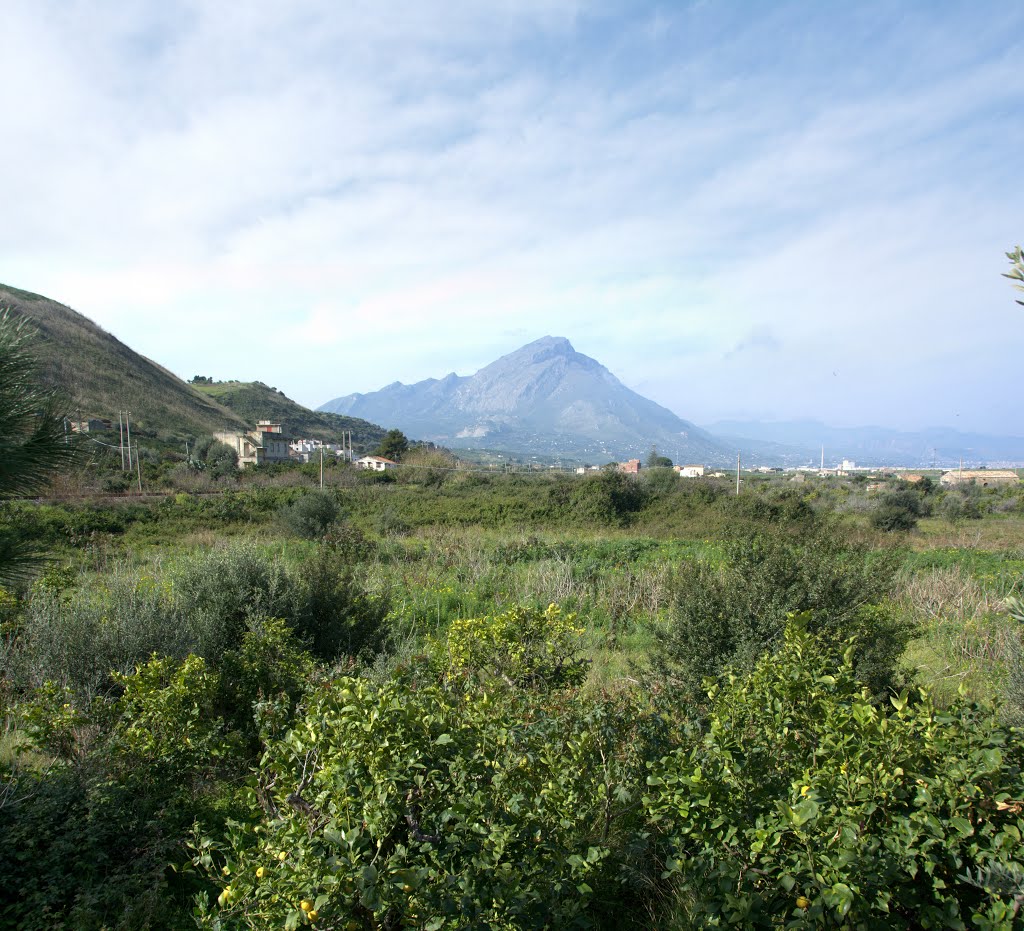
[[355, 455, 398, 472], [676, 464, 705, 478]]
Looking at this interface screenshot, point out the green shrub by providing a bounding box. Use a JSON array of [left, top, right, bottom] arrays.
[[173, 543, 295, 659], [196, 677, 650, 930], [645, 618, 1024, 929], [569, 471, 646, 526], [871, 488, 925, 532], [279, 490, 341, 539], [11, 564, 186, 702], [293, 543, 390, 662], [434, 603, 589, 692], [651, 531, 907, 703]]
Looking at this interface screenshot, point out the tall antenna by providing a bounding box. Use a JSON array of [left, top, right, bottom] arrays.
[[736, 452, 741, 496]]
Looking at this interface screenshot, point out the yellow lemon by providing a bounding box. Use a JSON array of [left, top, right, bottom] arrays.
[[796, 896, 810, 910], [278, 850, 289, 861], [308, 911, 318, 922], [300, 900, 313, 912], [256, 866, 265, 878]]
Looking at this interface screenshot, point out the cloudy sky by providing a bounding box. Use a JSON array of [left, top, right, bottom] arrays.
[[2, 0, 1022, 434]]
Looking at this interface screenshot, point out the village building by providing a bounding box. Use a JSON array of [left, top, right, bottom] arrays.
[[290, 439, 350, 463], [356, 455, 398, 472], [214, 420, 293, 468], [69, 418, 112, 433], [940, 469, 1020, 488], [675, 464, 705, 478], [617, 459, 641, 474]]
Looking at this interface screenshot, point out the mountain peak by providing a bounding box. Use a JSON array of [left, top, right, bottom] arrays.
[[318, 335, 730, 463], [522, 336, 574, 353]]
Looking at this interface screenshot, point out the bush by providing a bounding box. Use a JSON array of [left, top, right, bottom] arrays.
[[651, 531, 907, 703], [196, 677, 650, 930], [173, 543, 295, 660], [278, 489, 341, 539], [435, 603, 589, 692], [871, 488, 925, 532], [569, 471, 646, 526], [293, 543, 390, 662], [10, 563, 186, 702], [645, 619, 1024, 928]]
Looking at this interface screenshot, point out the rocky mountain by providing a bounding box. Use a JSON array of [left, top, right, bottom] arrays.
[[319, 336, 733, 464]]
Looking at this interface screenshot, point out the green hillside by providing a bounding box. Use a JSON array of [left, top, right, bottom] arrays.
[[0, 283, 247, 440], [194, 380, 387, 451]]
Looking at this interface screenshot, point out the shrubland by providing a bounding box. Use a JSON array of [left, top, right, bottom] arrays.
[[2, 465, 1024, 929]]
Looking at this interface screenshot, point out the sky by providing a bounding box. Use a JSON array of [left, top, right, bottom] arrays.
[[2, 0, 1023, 435]]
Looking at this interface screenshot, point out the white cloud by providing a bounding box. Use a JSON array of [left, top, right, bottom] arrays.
[[1, 0, 1022, 433]]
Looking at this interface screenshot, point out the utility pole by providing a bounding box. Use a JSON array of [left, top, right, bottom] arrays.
[[320, 444, 324, 489], [736, 452, 741, 496], [125, 411, 133, 471], [119, 411, 126, 470], [136, 443, 143, 493], [820, 444, 824, 471]]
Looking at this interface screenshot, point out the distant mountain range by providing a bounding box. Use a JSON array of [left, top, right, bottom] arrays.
[[705, 419, 1024, 469], [320, 336, 734, 465]]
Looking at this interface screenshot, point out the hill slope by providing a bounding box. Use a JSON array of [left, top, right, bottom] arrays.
[[0, 283, 247, 440], [194, 381, 386, 451], [320, 336, 732, 464]]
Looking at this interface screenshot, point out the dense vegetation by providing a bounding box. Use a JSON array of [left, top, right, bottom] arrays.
[[2, 454, 1024, 929]]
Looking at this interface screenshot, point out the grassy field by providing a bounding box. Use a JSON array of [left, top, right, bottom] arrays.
[[3, 468, 1024, 929]]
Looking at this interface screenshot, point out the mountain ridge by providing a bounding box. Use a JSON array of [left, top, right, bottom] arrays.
[[320, 336, 733, 464]]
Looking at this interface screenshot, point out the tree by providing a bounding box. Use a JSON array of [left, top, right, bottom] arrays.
[[375, 428, 409, 461], [193, 435, 238, 479], [646, 446, 673, 469], [1005, 245, 1024, 306], [0, 308, 78, 581]]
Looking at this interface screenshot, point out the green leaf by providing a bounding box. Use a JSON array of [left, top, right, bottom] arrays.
[[435, 733, 453, 745], [949, 816, 974, 837]]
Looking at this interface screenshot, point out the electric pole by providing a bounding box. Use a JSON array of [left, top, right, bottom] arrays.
[[320, 444, 324, 489], [736, 452, 741, 496], [125, 411, 133, 471]]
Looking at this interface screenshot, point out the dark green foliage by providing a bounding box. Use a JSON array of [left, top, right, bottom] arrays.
[[2, 621, 312, 931], [641, 466, 678, 495], [375, 428, 409, 461], [941, 485, 983, 523], [293, 541, 390, 662], [651, 530, 908, 703], [198, 668, 652, 930], [0, 309, 79, 581], [278, 488, 341, 539], [645, 620, 1024, 929], [646, 446, 672, 468], [570, 470, 647, 526], [871, 488, 925, 532]]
